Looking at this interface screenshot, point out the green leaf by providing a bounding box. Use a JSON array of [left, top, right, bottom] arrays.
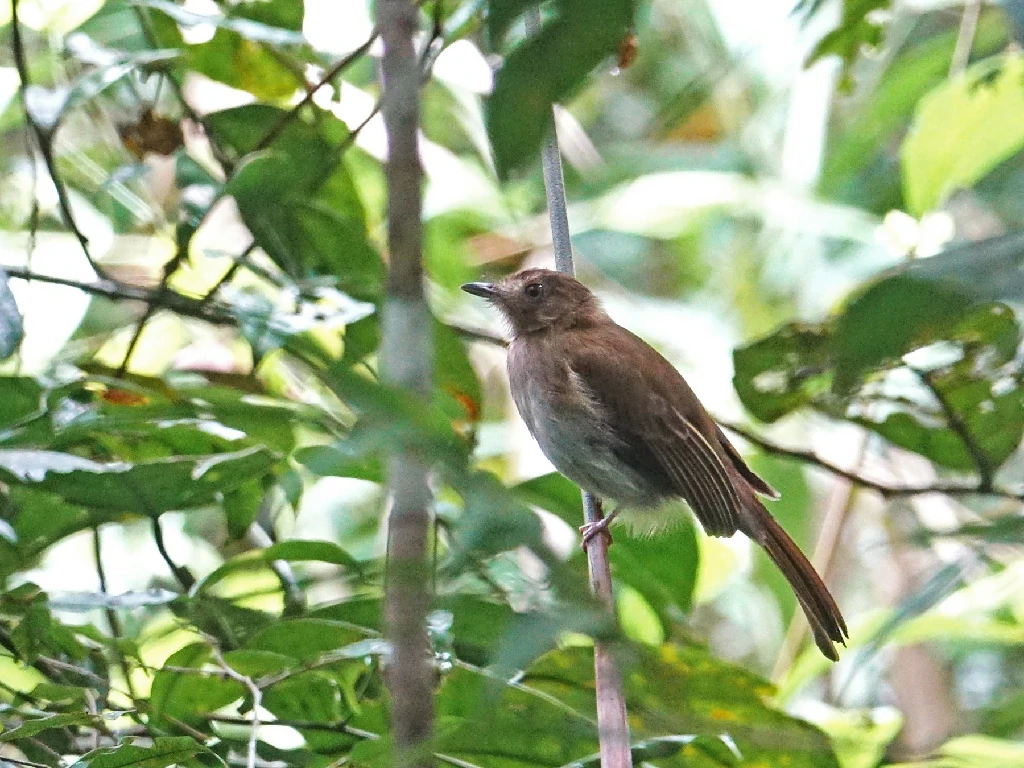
[[0, 712, 102, 743], [0, 446, 276, 514], [0, 269, 24, 361], [610, 514, 700, 628], [885, 735, 1024, 768], [150, 643, 244, 724], [525, 644, 841, 768], [244, 619, 370, 662], [833, 231, 1024, 391], [903, 53, 1024, 215], [71, 735, 215, 768], [214, 105, 385, 299], [133, 0, 307, 45], [486, 0, 541, 46], [486, 0, 634, 178], [732, 324, 833, 422]]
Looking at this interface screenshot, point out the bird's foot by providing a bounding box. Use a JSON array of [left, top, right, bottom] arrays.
[[579, 513, 617, 551]]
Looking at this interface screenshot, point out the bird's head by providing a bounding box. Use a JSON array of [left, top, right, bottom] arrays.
[[461, 269, 605, 337]]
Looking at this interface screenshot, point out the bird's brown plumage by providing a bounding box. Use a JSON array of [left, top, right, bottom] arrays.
[[462, 268, 848, 659]]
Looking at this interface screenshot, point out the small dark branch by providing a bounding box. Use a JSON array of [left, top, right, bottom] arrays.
[[151, 518, 196, 591], [0, 754, 53, 768], [11, 0, 105, 277], [254, 33, 379, 153], [717, 420, 1024, 502], [3, 266, 237, 326], [116, 250, 187, 377], [92, 526, 139, 706], [200, 242, 259, 305], [913, 367, 994, 492]]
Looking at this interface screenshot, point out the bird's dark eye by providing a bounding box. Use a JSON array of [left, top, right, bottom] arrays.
[[524, 282, 543, 299]]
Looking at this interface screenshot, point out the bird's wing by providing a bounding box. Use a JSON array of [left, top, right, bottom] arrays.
[[713, 423, 780, 499], [568, 336, 743, 537]]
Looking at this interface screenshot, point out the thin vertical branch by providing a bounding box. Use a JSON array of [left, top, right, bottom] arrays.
[[376, 0, 434, 765], [10, 0, 104, 277], [527, 10, 632, 768], [92, 526, 139, 707], [949, 0, 982, 77]]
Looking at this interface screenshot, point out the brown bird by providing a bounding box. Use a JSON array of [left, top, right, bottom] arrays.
[[462, 268, 848, 660]]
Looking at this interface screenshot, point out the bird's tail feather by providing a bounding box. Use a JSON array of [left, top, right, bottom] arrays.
[[753, 502, 848, 661]]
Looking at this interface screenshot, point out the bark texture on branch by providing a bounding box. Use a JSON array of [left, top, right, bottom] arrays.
[[376, 0, 434, 765]]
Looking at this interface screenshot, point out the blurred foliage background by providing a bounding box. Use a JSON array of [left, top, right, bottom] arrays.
[[1, 0, 1024, 766]]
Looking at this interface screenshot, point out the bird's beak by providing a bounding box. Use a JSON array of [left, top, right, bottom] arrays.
[[461, 282, 499, 299]]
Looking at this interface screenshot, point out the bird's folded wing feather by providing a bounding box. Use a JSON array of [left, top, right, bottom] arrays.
[[567, 343, 743, 537]]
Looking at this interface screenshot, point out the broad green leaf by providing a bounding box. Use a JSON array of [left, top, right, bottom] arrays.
[[0, 446, 276, 514], [294, 444, 383, 482], [0, 269, 24, 361], [524, 645, 840, 768], [150, 643, 244, 724], [133, 0, 306, 45], [71, 735, 214, 768], [0, 712, 102, 743], [244, 619, 369, 662], [732, 324, 833, 422], [486, 0, 634, 178], [885, 735, 1024, 768], [903, 53, 1024, 215], [819, 707, 903, 768], [833, 232, 1024, 391], [214, 105, 384, 299]]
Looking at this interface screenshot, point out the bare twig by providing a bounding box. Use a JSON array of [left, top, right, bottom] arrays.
[[209, 644, 263, 768], [254, 34, 378, 152], [376, 1, 435, 765], [92, 526, 140, 707], [152, 518, 196, 591], [10, 0, 105, 277], [3, 265, 237, 326], [527, 8, 632, 767], [913, 367, 993, 491], [950, 0, 983, 77], [717, 420, 1024, 502]]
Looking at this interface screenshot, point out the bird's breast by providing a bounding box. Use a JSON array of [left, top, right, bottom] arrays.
[[507, 342, 665, 508]]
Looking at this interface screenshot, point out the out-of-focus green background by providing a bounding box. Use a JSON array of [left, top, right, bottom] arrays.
[[1, 1, 1024, 766]]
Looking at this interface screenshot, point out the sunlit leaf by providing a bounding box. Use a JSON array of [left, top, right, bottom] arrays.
[[903, 52, 1024, 215]]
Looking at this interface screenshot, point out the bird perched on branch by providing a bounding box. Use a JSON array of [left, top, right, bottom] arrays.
[[462, 268, 848, 660]]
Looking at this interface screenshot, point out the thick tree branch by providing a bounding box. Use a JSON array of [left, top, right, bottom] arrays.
[[376, 1, 435, 765]]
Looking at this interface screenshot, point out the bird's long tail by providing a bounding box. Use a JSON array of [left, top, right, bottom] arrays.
[[748, 500, 848, 661]]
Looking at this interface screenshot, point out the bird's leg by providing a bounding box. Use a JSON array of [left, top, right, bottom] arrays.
[[579, 504, 620, 551]]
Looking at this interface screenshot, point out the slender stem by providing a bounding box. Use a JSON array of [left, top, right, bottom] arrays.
[[949, 0, 982, 77], [151, 518, 196, 591], [10, 0, 104, 277], [376, 0, 434, 765], [527, 9, 632, 768], [92, 526, 140, 706], [914, 367, 993, 491], [209, 644, 263, 768], [254, 33, 378, 152], [717, 420, 1023, 502]]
